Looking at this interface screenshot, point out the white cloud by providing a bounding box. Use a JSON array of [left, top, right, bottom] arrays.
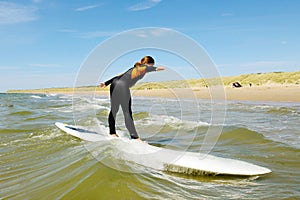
[[150, 28, 170, 36], [128, 0, 161, 11], [131, 28, 171, 38], [75, 4, 102, 12], [0, 2, 38, 25]]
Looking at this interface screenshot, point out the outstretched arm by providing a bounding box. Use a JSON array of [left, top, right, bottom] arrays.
[[99, 75, 120, 88], [99, 82, 106, 88], [146, 65, 166, 73], [156, 66, 165, 71]]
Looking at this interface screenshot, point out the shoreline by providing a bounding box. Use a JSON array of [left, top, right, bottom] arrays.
[[7, 84, 300, 103]]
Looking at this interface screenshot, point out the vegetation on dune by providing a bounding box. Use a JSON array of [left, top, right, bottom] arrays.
[[7, 71, 300, 93], [221, 71, 300, 86]]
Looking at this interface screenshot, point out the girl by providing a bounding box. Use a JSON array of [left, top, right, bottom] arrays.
[[100, 56, 165, 142]]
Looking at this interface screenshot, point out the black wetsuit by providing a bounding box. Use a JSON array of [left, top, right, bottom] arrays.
[[104, 65, 157, 139]]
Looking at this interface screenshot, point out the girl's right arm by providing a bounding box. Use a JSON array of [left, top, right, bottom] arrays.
[[99, 75, 120, 88]]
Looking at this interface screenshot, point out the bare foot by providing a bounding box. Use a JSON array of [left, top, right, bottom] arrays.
[[111, 133, 119, 138], [134, 138, 147, 143]]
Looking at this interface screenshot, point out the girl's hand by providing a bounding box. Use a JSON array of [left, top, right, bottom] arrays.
[[156, 66, 165, 71], [99, 82, 106, 88]]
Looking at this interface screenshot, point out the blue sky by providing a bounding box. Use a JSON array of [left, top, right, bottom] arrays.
[[1, 0, 300, 91]]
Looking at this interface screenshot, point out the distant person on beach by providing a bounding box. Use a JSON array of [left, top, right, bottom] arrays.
[[100, 56, 165, 142], [232, 82, 242, 88]]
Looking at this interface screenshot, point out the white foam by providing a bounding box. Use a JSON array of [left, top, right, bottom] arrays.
[[30, 95, 42, 99], [139, 114, 210, 129]]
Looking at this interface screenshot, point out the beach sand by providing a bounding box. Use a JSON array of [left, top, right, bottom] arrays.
[[89, 84, 299, 102], [12, 84, 299, 102]]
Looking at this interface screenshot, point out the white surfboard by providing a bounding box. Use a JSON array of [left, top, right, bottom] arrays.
[[55, 122, 271, 176]]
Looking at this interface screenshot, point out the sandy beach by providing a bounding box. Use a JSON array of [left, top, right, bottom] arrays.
[[7, 71, 299, 102], [8, 84, 299, 103], [89, 84, 299, 102]]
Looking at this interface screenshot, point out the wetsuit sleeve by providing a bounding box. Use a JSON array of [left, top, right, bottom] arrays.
[[104, 75, 120, 86], [146, 66, 157, 72]]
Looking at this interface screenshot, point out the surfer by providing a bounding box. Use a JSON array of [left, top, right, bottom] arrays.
[[100, 56, 165, 142]]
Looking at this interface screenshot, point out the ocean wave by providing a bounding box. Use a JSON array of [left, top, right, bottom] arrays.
[[45, 93, 57, 97], [138, 114, 210, 129], [8, 110, 34, 116], [1, 93, 299, 199], [30, 95, 42, 99], [227, 102, 300, 116], [214, 126, 300, 157], [266, 107, 300, 115], [219, 127, 267, 144]]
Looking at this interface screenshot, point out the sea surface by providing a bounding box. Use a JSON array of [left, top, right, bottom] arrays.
[[0, 93, 299, 199]]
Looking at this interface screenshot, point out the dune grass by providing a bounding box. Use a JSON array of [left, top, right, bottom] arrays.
[[7, 71, 300, 93], [134, 70, 300, 89], [221, 71, 300, 86]]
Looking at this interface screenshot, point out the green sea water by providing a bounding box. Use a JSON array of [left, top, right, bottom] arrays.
[[0, 93, 299, 199]]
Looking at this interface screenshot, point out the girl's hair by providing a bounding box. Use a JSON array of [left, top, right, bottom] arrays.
[[140, 56, 155, 65], [134, 56, 155, 69], [134, 62, 141, 68]]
